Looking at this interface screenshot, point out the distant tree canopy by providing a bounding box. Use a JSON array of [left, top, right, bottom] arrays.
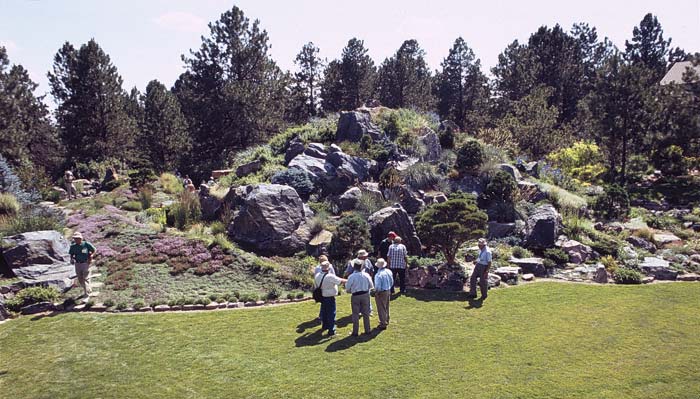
[[174, 6, 288, 179], [434, 37, 490, 132], [0, 46, 62, 183], [320, 38, 376, 112], [49, 39, 139, 165], [376, 39, 434, 110]]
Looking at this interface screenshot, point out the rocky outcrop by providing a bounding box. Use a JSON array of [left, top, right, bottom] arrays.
[[338, 187, 362, 212], [235, 160, 262, 177], [199, 191, 222, 221], [516, 161, 540, 178], [487, 222, 516, 239], [284, 137, 306, 164], [523, 204, 562, 249], [288, 150, 376, 195], [407, 264, 465, 290], [450, 174, 485, 196], [556, 237, 594, 264], [398, 186, 425, 214], [418, 128, 442, 162], [304, 143, 327, 159], [509, 257, 546, 277], [639, 257, 678, 280], [626, 235, 656, 253], [1, 230, 76, 292], [368, 204, 422, 256], [228, 184, 312, 255], [336, 111, 384, 142]]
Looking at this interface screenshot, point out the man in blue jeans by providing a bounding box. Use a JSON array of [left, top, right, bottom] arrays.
[[314, 261, 346, 337], [467, 238, 492, 300]]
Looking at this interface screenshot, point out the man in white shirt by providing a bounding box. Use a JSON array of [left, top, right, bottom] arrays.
[[467, 238, 492, 300], [345, 259, 374, 336], [314, 261, 346, 336]]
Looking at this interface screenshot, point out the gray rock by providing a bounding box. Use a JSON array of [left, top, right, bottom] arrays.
[[1, 230, 76, 292], [325, 152, 376, 193], [626, 236, 656, 253], [199, 193, 222, 221], [338, 187, 362, 212], [418, 129, 442, 162], [284, 137, 306, 164], [328, 144, 342, 153], [423, 192, 447, 205], [499, 164, 522, 181], [368, 204, 422, 256], [494, 266, 521, 281], [524, 204, 562, 249], [677, 274, 700, 281], [360, 182, 383, 198], [154, 305, 170, 312], [593, 265, 609, 284], [336, 111, 384, 142], [509, 257, 547, 277], [304, 143, 327, 159], [639, 257, 678, 280], [518, 181, 547, 203], [642, 276, 655, 284], [516, 161, 540, 178], [20, 301, 53, 315], [653, 233, 682, 247], [556, 238, 594, 264], [235, 160, 262, 177], [228, 184, 311, 255], [522, 273, 535, 281], [399, 186, 425, 214], [451, 174, 485, 196], [487, 273, 501, 288], [487, 222, 516, 239]]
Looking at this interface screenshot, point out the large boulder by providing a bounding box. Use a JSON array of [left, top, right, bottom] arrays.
[[398, 186, 425, 214], [199, 192, 222, 221], [368, 205, 422, 256], [487, 222, 516, 239], [284, 137, 306, 165], [626, 235, 656, 253], [509, 257, 547, 277], [1, 231, 76, 292], [304, 143, 327, 159], [336, 111, 384, 142], [418, 128, 442, 162], [337, 187, 362, 212], [639, 257, 678, 280], [288, 152, 376, 195], [227, 184, 312, 255], [555, 237, 594, 264], [235, 160, 262, 177], [524, 204, 562, 249]]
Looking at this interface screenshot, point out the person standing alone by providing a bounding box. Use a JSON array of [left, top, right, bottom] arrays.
[[467, 238, 492, 301], [68, 232, 96, 298], [386, 236, 408, 294]]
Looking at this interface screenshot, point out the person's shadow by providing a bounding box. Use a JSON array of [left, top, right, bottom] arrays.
[[294, 315, 354, 348], [296, 318, 321, 333], [325, 326, 383, 352]]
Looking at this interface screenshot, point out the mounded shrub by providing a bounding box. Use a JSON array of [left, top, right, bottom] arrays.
[[544, 248, 569, 265], [613, 267, 643, 284], [5, 286, 61, 312], [456, 139, 484, 174], [271, 168, 315, 200]]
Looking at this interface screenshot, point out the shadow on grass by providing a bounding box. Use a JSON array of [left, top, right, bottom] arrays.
[[403, 289, 469, 302], [325, 327, 383, 352], [295, 315, 353, 348], [29, 311, 65, 321]]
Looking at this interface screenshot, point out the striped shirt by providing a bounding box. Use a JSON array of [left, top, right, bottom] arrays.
[[374, 268, 394, 291], [387, 243, 408, 269]]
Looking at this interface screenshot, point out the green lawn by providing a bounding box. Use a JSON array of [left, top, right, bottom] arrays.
[[1, 282, 699, 399]]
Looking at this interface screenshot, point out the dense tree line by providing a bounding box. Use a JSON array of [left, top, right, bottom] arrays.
[[0, 7, 698, 190]]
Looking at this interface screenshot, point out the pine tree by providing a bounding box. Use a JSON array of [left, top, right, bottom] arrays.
[[175, 6, 288, 179], [142, 80, 191, 172], [292, 42, 323, 120], [434, 37, 490, 131], [625, 13, 671, 82], [0, 46, 62, 177], [48, 39, 139, 165], [340, 38, 376, 109], [320, 60, 344, 112], [375, 39, 434, 110]]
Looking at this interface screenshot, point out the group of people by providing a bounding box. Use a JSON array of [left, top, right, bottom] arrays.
[[312, 231, 493, 338], [180, 174, 216, 193]]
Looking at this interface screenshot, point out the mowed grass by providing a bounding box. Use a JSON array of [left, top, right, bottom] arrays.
[[1, 282, 699, 399]]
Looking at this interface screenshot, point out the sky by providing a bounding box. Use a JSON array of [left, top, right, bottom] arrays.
[[1, 0, 699, 106]]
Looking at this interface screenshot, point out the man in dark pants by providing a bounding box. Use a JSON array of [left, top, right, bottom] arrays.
[[374, 231, 396, 274], [467, 238, 492, 300], [314, 261, 346, 336], [386, 236, 408, 294]]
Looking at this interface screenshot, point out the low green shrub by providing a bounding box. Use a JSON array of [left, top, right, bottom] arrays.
[[600, 255, 618, 274], [586, 232, 622, 257], [408, 256, 440, 269], [210, 233, 234, 253], [4, 286, 61, 312], [122, 201, 143, 212], [103, 299, 115, 308], [159, 173, 183, 194], [543, 248, 569, 265], [594, 185, 630, 220], [210, 221, 227, 235], [456, 139, 484, 174], [295, 292, 305, 299], [0, 206, 64, 237], [0, 193, 20, 216], [138, 187, 153, 210], [613, 268, 643, 284], [252, 258, 279, 273], [239, 292, 260, 303], [511, 246, 533, 259], [116, 302, 128, 311], [271, 168, 315, 199], [132, 299, 146, 309], [267, 286, 283, 300], [379, 167, 402, 191], [145, 207, 166, 225]]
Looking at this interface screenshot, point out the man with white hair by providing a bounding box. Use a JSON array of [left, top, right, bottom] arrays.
[[343, 249, 374, 278], [467, 238, 492, 300]]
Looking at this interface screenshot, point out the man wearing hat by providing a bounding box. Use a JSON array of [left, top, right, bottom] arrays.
[[343, 249, 373, 278], [345, 259, 374, 336], [373, 258, 393, 329], [386, 236, 409, 294], [314, 261, 347, 337], [68, 232, 96, 298], [467, 238, 492, 300]]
